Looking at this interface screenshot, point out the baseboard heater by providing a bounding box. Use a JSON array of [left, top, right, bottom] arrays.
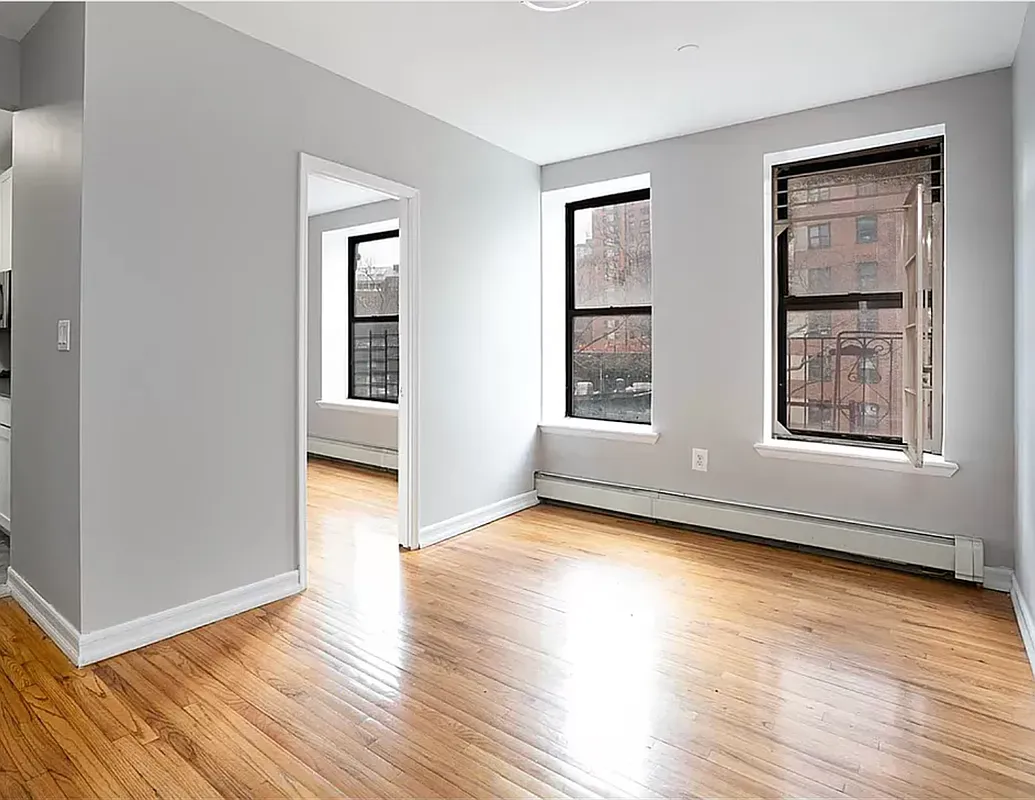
[[535, 472, 984, 583], [307, 436, 398, 471]]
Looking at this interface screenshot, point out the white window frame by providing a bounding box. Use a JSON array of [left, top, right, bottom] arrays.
[[757, 125, 957, 477], [316, 217, 400, 414]]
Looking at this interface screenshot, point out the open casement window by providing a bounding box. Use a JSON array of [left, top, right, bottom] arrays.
[[901, 184, 926, 466], [772, 136, 944, 453]]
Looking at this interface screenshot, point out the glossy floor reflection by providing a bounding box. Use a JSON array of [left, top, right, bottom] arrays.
[[303, 458, 1035, 798], [0, 457, 1033, 798]]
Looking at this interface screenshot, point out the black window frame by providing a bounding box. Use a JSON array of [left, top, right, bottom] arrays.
[[347, 228, 401, 404], [773, 136, 943, 448], [565, 188, 652, 424]]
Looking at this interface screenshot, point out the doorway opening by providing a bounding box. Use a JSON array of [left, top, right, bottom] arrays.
[[297, 155, 420, 590]]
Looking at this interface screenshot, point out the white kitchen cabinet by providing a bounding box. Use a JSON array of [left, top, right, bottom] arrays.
[[0, 424, 11, 533], [0, 168, 10, 274]]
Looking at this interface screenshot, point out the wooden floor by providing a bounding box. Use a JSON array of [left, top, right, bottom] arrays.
[[0, 459, 1033, 798]]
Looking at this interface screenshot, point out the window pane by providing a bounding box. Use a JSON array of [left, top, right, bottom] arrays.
[[785, 309, 903, 439], [352, 321, 399, 401], [354, 235, 400, 317], [808, 310, 832, 335], [573, 199, 651, 308], [571, 314, 651, 423], [784, 160, 932, 297], [856, 215, 878, 243], [807, 267, 831, 293], [807, 223, 830, 249], [856, 261, 878, 291]]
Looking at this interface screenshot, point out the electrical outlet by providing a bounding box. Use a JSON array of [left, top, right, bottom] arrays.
[[692, 448, 708, 472]]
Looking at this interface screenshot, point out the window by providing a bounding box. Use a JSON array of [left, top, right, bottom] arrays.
[[807, 310, 832, 336], [773, 135, 944, 454], [807, 223, 831, 249], [807, 267, 831, 293], [858, 309, 879, 332], [349, 230, 400, 402], [856, 261, 878, 291], [566, 190, 652, 424], [807, 187, 830, 202], [856, 215, 878, 243]]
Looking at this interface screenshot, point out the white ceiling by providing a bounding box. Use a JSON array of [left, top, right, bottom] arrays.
[[307, 174, 394, 216], [0, 2, 49, 41], [184, 1, 1028, 165]]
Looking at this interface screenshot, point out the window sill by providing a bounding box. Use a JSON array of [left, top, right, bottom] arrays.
[[754, 438, 958, 477], [316, 399, 398, 416], [539, 419, 659, 444]]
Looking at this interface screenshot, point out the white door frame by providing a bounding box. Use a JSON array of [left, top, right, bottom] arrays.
[[297, 153, 421, 588]]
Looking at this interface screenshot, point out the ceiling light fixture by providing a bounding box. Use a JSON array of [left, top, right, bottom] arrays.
[[521, 1, 588, 12], [676, 43, 700, 53]]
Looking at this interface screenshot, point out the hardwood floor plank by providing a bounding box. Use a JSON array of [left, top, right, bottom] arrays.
[[0, 771, 31, 800], [22, 661, 158, 800], [0, 458, 1030, 798], [0, 703, 45, 781], [15, 707, 93, 799], [98, 654, 268, 799], [68, 670, 158, 745], [24, 772, 66, 800], [112, 735, 197, 800], [19, 682, 127, 798]]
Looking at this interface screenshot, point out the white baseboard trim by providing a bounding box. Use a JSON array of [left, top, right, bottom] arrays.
[[536, 472, 987, 582], [983, 566, 1013, 593], [0, 582, 11, 600], [79, 569, 302, 666], [420, 490, 539, 548], [8, 567, 302, 668], [1011, 575, 1035, 677], [307, 436, 397, 471], [7, 568, 81, 666]]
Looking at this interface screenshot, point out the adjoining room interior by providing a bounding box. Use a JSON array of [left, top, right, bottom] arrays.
[[0, 1, 1034, 797], [303, 166, 404, 577]]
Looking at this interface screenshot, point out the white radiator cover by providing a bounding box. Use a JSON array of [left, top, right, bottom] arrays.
[[535, 473, 984, 582]]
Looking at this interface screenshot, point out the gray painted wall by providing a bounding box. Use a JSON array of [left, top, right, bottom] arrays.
[[541, 70, 1016, 569], [77, 2, 540, 632], [0, 35, 20, 111], [308, 200, 399, 451], [0, 110, 12, 171], [1015, 6, 1035, 602], [10, 3, 85, 627]]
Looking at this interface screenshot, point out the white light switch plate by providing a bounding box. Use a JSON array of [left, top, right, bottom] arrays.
[[57, 320, 70, 351]]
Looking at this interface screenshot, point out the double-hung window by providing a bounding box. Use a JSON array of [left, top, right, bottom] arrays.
[[348, 229, 400, 402], [565, 189, 652, 424], [772, 136, 944, 464]]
